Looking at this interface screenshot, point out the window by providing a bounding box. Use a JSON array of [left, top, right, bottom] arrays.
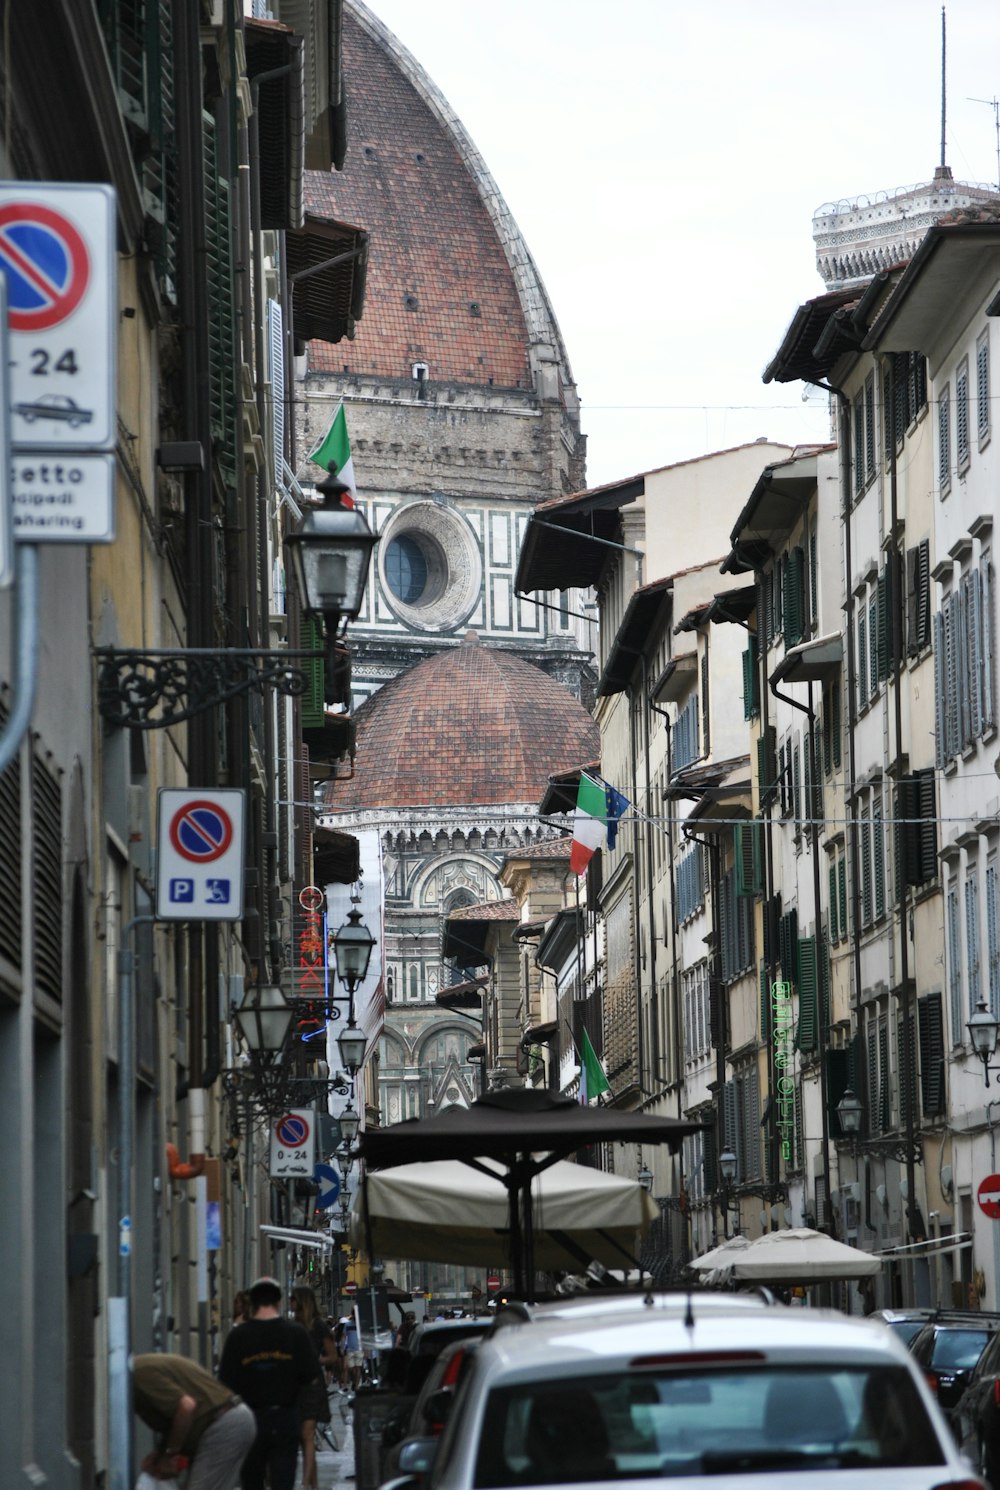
[[783, 546, 806, 648], [857, 606, 868, 709], [742, 634, 760, 718], [756, 725, 778, 808], [865, 372, 877, 482], [966, 872, 982, 1015], [905, 540, 931, 656], [850, 375, 876, 494], [386, 534, 430, 603], [828, 848, 848, 944], [723, 1067, 761, 1181], [934, 559, 996, 766], [822, 676, 842, 774], [719, 867, 754, 982], [895, 769, 937, 890], [673, 692, 700, 771], [956, 357, 971, 470], [978, 331, 991, 445], [857, 783, 887, 927], [918, 991, 946, 1116], [947, 880, 963, 1043], [988, 854, 1000, 1015], [676, 845, 705, 923], [735, 820, 763, 897], [885, 352, 929, 449], [795, 934, 828, 1055], [938, 385, 951, 495], [683, 961, 711, 1062]]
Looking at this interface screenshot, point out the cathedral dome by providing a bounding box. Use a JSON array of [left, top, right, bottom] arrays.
[[330, 632, 598, 809]]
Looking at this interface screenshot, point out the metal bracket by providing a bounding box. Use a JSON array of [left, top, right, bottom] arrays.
[[95, 647, 319, 729]]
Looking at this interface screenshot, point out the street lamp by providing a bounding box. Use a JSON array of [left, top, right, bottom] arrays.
[[233, 983, 293, 1061], [718, 1147, 738, 1239], [337, 1021, 367, 1076], [284, 468, 379, 629], [332, 901, 376, 996], [637, 1164, 653, 1193], [968, 999, 1000, 1086], [836, 1087, 863, 1138], [339, 1105, 360, 1146]]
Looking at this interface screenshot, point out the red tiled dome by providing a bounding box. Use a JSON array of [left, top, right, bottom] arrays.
[[331, 633, 598, 808], [304, 7, 535, 389]]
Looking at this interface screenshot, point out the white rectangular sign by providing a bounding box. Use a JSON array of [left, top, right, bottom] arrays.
[[11, 451, 114, 542], [270, 1109, 317, 1178], [0, 182, 116, 451], [0, 276, 11, 587], [156, 788, 246, 922]]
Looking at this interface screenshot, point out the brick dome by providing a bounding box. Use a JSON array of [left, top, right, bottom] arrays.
[[304, 1, 574, 394], [332, 632, 598, 808]]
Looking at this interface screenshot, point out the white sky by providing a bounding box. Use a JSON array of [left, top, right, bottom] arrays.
[[365, 0, 1000, 488]]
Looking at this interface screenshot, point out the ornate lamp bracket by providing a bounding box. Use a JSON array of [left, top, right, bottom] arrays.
[[95, 646, 319, 729]]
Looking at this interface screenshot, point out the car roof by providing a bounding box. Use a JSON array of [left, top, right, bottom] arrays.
[[493, 1290, 776, 1326], [409, 1317, 493, 1355], [469, 1304, 915, 1380]]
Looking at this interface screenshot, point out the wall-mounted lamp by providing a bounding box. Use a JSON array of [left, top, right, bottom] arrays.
[[968, 999, 1000, 1086], [284, 468, 379, 630]]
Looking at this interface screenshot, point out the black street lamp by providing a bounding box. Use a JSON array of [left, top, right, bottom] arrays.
[[719, 1147, 738, 1238], [836, 1086, 864, 1139], [332, 899, 376, 1079], [968, 999, 1000, 1086], [233, 983, 293, 1061], [284, 469, 379, 629]]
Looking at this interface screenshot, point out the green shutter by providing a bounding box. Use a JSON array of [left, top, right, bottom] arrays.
[[784, 547, 805, 648], [760, 963, 769, 1041], [796, 936, 818, 1053], [828, 862, 839, 943], [838, 857, 847, 938], [918, 992, 945, 1116], [300, 618, 325, 728], [735, 820, 763, 897], [742, 635, 760, 719], [757, 726, 778, 808], [204, 112, 237, 479]]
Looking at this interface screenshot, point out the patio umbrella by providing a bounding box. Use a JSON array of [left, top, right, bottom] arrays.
[[350, 1156, 659, 1271], [687, 1234, 754, 1273], [358, 1087, 705, 1299], [713, 1227, 881, 1284]]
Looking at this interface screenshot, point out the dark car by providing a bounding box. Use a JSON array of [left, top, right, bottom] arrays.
[[381, 1336, 482, 1485], [909, 1313, 1000, 1423], [954, 1328, 1000, 1481], [874, 1307, 936, 1347]]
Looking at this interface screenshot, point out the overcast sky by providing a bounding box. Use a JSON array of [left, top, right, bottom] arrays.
[[365, 0, 1000, 488]]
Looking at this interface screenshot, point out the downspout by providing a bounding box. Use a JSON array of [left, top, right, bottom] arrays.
[[685, 823, 726, 1240], [651, 699, 681, 1115], [756, 591, 781, 1196], [884, 355, 920, 1248], [628, 683, 645, 1098], [770, 674, 835, 1234], [641, 656, 659, 1097]]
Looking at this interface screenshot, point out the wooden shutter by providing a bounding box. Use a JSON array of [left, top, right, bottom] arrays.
[[947, 885, 963, 1044], [873, 796, 885, 920], [957, 362, 970, 465], [784, 547, 805, 648], [828, 862, 839, 944], [736, 821, 762, 898], [978, 334, 990, 437], [865, 373, 876, 480], [796, 936, 818, 1053], [919, 992, 945, 1116], [757, 726, 778, 808], [838, 856, 848, 938], [988, 860, 1000, 1012], [857, 609, 868, 706], [300, 617, 325, 729], [760, 963, 770, 1041], [938, 389, 951, 489], [984, 561, 996, 731], [916, 769, 938, 885], [934, 608, 947, 769], [742, 635, 759, 718]]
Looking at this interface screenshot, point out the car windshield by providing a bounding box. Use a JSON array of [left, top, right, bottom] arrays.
[[885, 1318, 927, 1346], [472, 1365, 945, 1484], [931, 1329, 990, 1371]]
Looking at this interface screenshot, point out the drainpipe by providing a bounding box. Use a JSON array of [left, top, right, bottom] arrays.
[[684, 824, 726, 1239], [640, 656, 659, 1097], [770, 675, 835, 1234], [628, 682, 645, 1099], [884, 356, 920, 1256]]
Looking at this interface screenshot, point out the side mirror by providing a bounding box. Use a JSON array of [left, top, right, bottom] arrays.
[[397, 1437, 439, 1476]]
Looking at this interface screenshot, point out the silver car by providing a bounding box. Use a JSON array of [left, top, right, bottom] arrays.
[[385, 1302, 983, 1490]]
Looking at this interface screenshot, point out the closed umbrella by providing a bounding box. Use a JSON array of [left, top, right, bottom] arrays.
[[687, 1234, 754, 1273]]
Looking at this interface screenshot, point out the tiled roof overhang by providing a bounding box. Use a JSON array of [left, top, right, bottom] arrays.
[[287, 211, 368, 346], [596, 578, 673, 697], [435, 977, 488, 1010], [729, 451, 825, 556], [515, 476, 645, 592], [442, 899, 519, 968], [538, 761, 598, 817], [312, 826, 360, 884], [863, 224, 1000, 352], [762, 285, 867, 386]]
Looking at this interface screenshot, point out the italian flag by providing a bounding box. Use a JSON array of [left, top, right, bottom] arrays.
[[308, 402, 356, 503], [570, 772, 619, 875], [578, 1027, 610, 1103]]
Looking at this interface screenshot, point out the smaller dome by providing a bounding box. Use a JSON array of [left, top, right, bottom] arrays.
[[332, 635, 598, 808]]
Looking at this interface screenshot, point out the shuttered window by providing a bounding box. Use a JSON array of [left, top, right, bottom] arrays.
[[204, 112, 237, 479], [978, 331, 991, 443], [895, 769, 937, 889], [857, 608, 868, 708], [796, 935, 818, 1053], [853, 392, 865, 496], [0, 699, 21, 971], [988, 856, 1000, 1015], [674, 693, 699, 771], [868, 594, 878, 698], [906, 540, 931, 655], [735, 821, 763, 898], [860, 808, 873, 926], [719, 867, 755, 983], [757, 725, 778, 808], [919, 991, 946, 1116], [934, 560, 995, 766], [864, 373, 877, 482], [677, 844, 705, 923], [783, 546, 806, 648], [268, 299, 285, 471], [966, 874, 982, 1014], [828, 861, 839, 944], [300, 617, 325, 729], [742, 635, 759, 719], [32, 754, 63, 1003], [956, 358, 971, 469], [947, 882, 963, 1044], [897, 1009, 918, 1131], [939, 385, 952, 494]]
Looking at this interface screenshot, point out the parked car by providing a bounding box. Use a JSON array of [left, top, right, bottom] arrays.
[[873, 1306, 936, 1347], [909, 1313, 1000, 1422], [381, 1301, 980, 1490], [952, 1327, 1000, 1481], [382, 1337, 483, 1484], [492, 1288, 779, 1328]]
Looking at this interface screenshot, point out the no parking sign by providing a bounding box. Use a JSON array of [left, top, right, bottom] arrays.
[[270, 1109, 315, 1178], [156, 788, 246, 921]]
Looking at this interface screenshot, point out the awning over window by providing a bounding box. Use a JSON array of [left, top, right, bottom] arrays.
[[246, 21, 306, 231], [287, 212, 368, 347], [771, 632, 843, 685]]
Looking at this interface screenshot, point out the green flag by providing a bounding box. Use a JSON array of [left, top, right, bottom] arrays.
[[307, 402, 355, 495], [579, 1027, 610, 1103]]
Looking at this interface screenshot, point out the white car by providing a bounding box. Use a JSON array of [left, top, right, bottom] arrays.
[[386, 1302, 983, 1490]]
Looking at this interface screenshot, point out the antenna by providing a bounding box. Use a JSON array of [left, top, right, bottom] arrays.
[[969, 96, 1000, 191], [939, 6, 947, 173]]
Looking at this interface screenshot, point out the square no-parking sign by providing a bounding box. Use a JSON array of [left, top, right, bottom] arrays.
[[156, 789, 246, 921]]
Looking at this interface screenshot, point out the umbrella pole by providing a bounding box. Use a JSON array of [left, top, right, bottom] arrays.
[[521, 1161, 536, 1303], [505, 1172, 524, 1297]]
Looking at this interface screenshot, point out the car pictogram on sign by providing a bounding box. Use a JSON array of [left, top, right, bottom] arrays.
[[14, 393, 93, 426]]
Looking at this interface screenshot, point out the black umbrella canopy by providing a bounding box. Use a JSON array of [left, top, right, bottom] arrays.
[[359, 1087, 704, 1169], [358, 1089, 705, 1300]]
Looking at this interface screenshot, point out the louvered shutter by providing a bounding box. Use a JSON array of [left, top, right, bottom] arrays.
[[939, 390, 951, 488], [978, 335, 990, 437], [784, 547, 805, 648], [916, 540, 931, 650], [917, 769, 937, 885], [858, 610, 868, 706], [934, 608, 947, 769], [945, 593, 959, 759], [742, 641, 759, 719], [865, 374, 876, 479], [958, 577, 974, 748], [746, 1067, 761, 1179], [829, 862, 839, 944], [838, 856, 848, 938], [792, 742, 801, 826], [757, 726, 778, 808], [906, 545, 919, 654], [736, 821, 762, 897], [898, 1010, 918, 1130], [796, 936, 818, 1053], [268, 298, 285, 471], [957, 363, 970, 465], [760, 963, 770, 1040], [860, 810, 872, 925], [854, 393, 865, 495], [832, 679, 842, 767], [868, 595, 878, 697], [876, 567, 889, 681], [866, 1029, 879, 1138], [878, 1023, 891, 1132], [300, 617, 325, 729], [918, 992, 945, 1116], [983, 561, 996, 731], [873, 796, 885, 919], [947, 885, 963, 1043], [967, 876, 982, 1008], [988, 861, 1000, 1013]]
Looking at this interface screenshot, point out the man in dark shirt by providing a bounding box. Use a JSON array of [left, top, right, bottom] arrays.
[[219, 1276, 320, 1490]]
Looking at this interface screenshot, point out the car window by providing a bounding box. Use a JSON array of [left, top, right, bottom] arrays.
[[472, 1365, 945, 1485], [975, 1332, 1000, 1377], [931, 1329, 991, 1371], [886, 1318, 928, 1347]]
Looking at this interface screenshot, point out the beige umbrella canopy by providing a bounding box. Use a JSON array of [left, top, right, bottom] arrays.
[[687, 1234, 754, 1273], [712, 1227, 881, 1284], [350, 1156, 659, 1273]]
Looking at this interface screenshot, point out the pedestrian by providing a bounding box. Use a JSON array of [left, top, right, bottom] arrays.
[[219, 1275, 321, 1490], [342, 1311, 363, 1391], [132, 1351, 255, 1490], [394, 1309, 416, 1349], [231, 1291, 250, 1328], [333, 1318, 350, 1390], [291, 1284, 336, 1490]]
